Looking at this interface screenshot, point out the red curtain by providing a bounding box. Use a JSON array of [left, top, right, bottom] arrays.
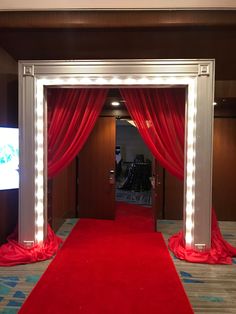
[[0, 225, 62, 266], [48, 88, 108, 178], [169, 210, 236, 264], [121, 87, 236, 264], [120, 88, 185, 180]]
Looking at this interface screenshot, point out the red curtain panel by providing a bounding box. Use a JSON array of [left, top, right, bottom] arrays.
[[47, 88, 108, 177], [0, 224, 62, 266], [120, 88, 185, 180]]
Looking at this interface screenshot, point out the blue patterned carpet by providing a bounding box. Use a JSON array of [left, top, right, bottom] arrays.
[[0, 219, 236, 313]]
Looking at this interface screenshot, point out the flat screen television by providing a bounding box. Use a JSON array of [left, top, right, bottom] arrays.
[[0, 127, 19, 190]]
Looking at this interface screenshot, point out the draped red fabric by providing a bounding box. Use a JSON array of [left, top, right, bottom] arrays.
[[120, 88, 185, 180], [121, 87, 236, 264], [0, 225, 62, 266], [0, 88, 107, 266], [47, 88, 108, 178], [168, 210, 236, 264]]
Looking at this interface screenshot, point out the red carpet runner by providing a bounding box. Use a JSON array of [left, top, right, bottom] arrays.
[[19, 202, 193, 314]]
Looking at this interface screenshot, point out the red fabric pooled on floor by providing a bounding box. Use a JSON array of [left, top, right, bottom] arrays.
[[168, 208, 236, 264], [0, 224, 62, 266], [19, 202, 193, 314]]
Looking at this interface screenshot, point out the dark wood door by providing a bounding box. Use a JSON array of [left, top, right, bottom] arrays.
[[151, 159, 164, 231], [78, 117, 116, 219]]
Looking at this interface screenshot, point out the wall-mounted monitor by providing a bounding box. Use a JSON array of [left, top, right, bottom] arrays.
[[0, 127, 19, 190]]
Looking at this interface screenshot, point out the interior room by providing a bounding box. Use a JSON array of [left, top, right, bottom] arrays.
[[115, 119, 152, 207], [102, 89, 153, 207], [0, 6, 236, 314]]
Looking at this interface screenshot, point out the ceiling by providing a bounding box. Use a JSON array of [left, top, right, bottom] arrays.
[[0, 11, 236, 81]]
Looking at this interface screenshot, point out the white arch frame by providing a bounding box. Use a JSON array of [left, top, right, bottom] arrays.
[[18, 59, 214, 250]]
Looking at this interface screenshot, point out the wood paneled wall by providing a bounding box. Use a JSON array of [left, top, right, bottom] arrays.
[[1, 11, 236, 29], [164, 171, 184, 220], [0, 190, 18, 244], [1, 28, 236, 80], [213, 117, 236, 221], [0, 48, 17, 127], [160, 100, 236, 221], [0, 47, 18, 244], [49, 159, 77, 231]]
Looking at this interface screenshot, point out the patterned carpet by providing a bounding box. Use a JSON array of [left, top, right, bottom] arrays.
[[0, 219, 78, 314], [0, 219, 236, 313], [116, 189, 151, 206]]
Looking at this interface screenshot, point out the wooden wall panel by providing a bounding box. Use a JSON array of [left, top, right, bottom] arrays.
[[164, 171, 184, 220], [0, 47, 18, 244], [214, 99, 236, 118], [50, 159, 77, 231], [160, 114, 236, 222], [0, 190, 18, 244], [215, 81, 236, 98], [0, 48, 18, 127], [213, 118, 236, 221], [0, 28, 236, 80], [1, 11, 236, 29]]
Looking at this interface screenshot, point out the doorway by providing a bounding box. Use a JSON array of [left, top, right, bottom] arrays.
[[74, 86, 185, 233], [115, 121, 152, 207], [76, 88, 156, 226]]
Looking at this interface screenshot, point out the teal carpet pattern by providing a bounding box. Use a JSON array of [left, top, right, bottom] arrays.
[[0, 219, 78, 314], [116, 189, 151, 206], [0, 218, 236, 313]]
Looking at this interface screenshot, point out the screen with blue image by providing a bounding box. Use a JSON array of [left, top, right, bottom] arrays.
[[0, 127, 19, 190]]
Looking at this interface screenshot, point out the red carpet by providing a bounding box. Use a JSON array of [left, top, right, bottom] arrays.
[[19, 202, 193, 314]]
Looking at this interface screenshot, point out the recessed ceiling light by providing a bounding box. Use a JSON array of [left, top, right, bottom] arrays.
[[111, 101, 120, 107]]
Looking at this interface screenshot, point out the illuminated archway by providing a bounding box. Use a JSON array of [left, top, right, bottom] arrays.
[[18, 59, 214, 250]]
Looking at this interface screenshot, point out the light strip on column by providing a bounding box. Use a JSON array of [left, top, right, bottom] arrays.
[[185, 81, 197, 247], [35, 76, 196, 247], [35, 81, 45, 243]]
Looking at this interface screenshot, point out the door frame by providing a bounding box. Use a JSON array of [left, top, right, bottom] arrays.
[[18, 59, 215, 251]]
